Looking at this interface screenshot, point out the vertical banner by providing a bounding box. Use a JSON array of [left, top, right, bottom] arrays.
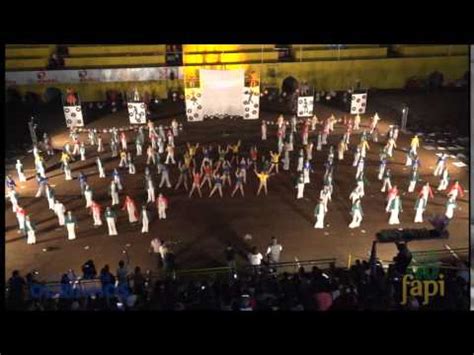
[[64, 106, 84, 128], [185, 88, 204, 122], [242, 86, 260, 120], [127, 102, 147, 124], [297, 96, 314, 117], [350, 92, 368, 114]]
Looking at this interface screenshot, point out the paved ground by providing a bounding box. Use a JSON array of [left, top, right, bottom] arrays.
[[5, 90, 470, 282]]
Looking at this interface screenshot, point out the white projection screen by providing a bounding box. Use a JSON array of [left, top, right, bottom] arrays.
[[200, 69, 245, 116]]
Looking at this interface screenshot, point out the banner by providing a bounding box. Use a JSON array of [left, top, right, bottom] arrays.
[[242, 86, 260, 119], [297, 96, 314, 117], [64, 106, 84, 128], [351, 92, 368, 114], [5, 67, 183, 86], [185, 88, 204, 122], [127, 102, 147, 124]]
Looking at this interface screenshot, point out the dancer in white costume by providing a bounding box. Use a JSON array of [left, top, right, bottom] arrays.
[[159, 164, 172, 188], [24, 215, 37, 244], [447, 180, 464, 201], [296, 149, 304, 172], [157, 193, 168, 219], [378, 156, 387, 181], [261, 120, 267, 141], [112, 169, 123, 190], [445, 196, 457, 219], [305, 141, 314, 161], [320, 185, 331, 212], [146, 145, 156, 165], [65, 211, 77, 240], [337, 139, 347, 160], [96, 157, 106, 178], [135, 135, 143, 156], [90, 201, 103, 226], [165, 144, 176, 165], [84, 184, 93, 208], [407, 168, 419, 193], [8, 189, 19, 213], [381, 168, 392, 192], [349, 185, 363, 204], [105, 207, 118, 236], [355, 157, 365, 180], [146, 177, 156, 203], [388, 195, 403, 225], [369, 113, 380, 134], [405, 148, 415, 167], [303, 160, 311, 184], [316, 131, 322, 151], [128, 153, 136, 174], [122, 195, 139, 224], [437, 167, 450, 191], [15, 206, 26, 235], [141, 204, 151, 233], [433, 153, 448, 176], [418, 182, 434, 206], [46, 184, 55, 210], [352, 146, 361, 167], [54, 200, 66, 226], [79, 142, 86, 161], [349, 198, 363, 229], [110, 181, 120, 206], [97, 134, 104, 153], [413, 196, 426, 223], [313, 199, 326, 229], [353, 114, 361, 130], [16, 159, 27, 182], [384, 137, 396, 157], [295, 174, 305, 199]]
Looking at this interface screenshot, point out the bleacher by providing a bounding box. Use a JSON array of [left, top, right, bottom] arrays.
[[5, 44, 56, 70], [291, 45, 388, 61], [392, 44, 469, 57]]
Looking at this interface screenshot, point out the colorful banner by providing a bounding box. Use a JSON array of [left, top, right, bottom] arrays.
[[5, 67, 183, 86]]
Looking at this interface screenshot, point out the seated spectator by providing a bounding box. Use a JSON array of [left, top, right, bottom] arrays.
[[99, 265, 116, 297], [7, 270, 26, 309], [82, 260, 97, 279]]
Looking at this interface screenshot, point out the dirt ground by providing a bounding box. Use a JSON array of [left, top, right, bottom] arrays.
[[4, 90, 470, 282]]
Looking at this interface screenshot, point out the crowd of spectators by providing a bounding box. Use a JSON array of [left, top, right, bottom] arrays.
[[6, 244, 469, 311]]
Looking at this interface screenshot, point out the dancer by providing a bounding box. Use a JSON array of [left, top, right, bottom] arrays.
[[157, 193, 168, 219], [122, 195, 139, 224], [135, 135, 143, 156], [316, 130, 322, 151], [303, 160, 312, 184], [349, 198, 363, 229], [120, 131, 128, 151], [378, 155, 387, 180], [410, 134, 420, 155], [447, 179, 464, 201], [255, 169, 272, 196], [320, 185, 331, 212], [16, 159, 27, 182], [321, 120, 330, 145], [385, 185, 399, 212], [353, 114, 361, 130], [141, 204, 150, 233], [165, 143, 176, 165], [356, 172, 367, 198], [414, 196, 426, 223], [84, 184, 93, 208], [65, 211, 77, 240], [268, 151, 280, 174], [433, 153, 448, 176], [6, 175, 16, 191], [313, 199, 326, 229], [24, 215, 37, 244], [175, 161, 190, 191], [43, 133, 54, 156], [171, 119, 179, 137], [369, 113, 381, 134], [349, 185, 363, 204], [231, 170, 245, 197], [388, 195, 403, 225], [221, 160, 233, 187], [355, 157, 365, 180], [437, 167, 450, 191], [209, 172, 224, 198], [159, 163, 172, 188], [97, 133, 104, 153], [110, 180, 120, 206], [418, 182, 434, 206], [359, 138, 370, 159], [146, 145, 156, 165], [79, 142, 86, 161], [381, 168, 392, 192], [46, 184, 56, 210], [15, 206, 26, 235], [405, 148, 415, 167], [305, 141, 314, 161], [238, 157, 250, 184], [35, 174, 48, 198], [295, 173, 305, 199], [118, 150, 128, 168], [112, 169, 123, 191], [78, 171, 88, 195], [8, 188, 19, 213], [110, 139, 118, 158], [352, 146, 361, 167], [54, 199, 66, 226], [146, 176, 156, 203], [261, 120, 267, 141], [445, 196, 457, 219], [296, 149, 304, 173], [90, 200, 103, 226], [189, 168, 203, 198], [200, 162, 214, 190], [338, 139, 347, 161], [35, 156, 46, 178], [105, 207, 118, 236], [384, 137, 397, 158], [96, 156, 106, 178], [407, 168, 419, 193], [127, 152, 136, 174]]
